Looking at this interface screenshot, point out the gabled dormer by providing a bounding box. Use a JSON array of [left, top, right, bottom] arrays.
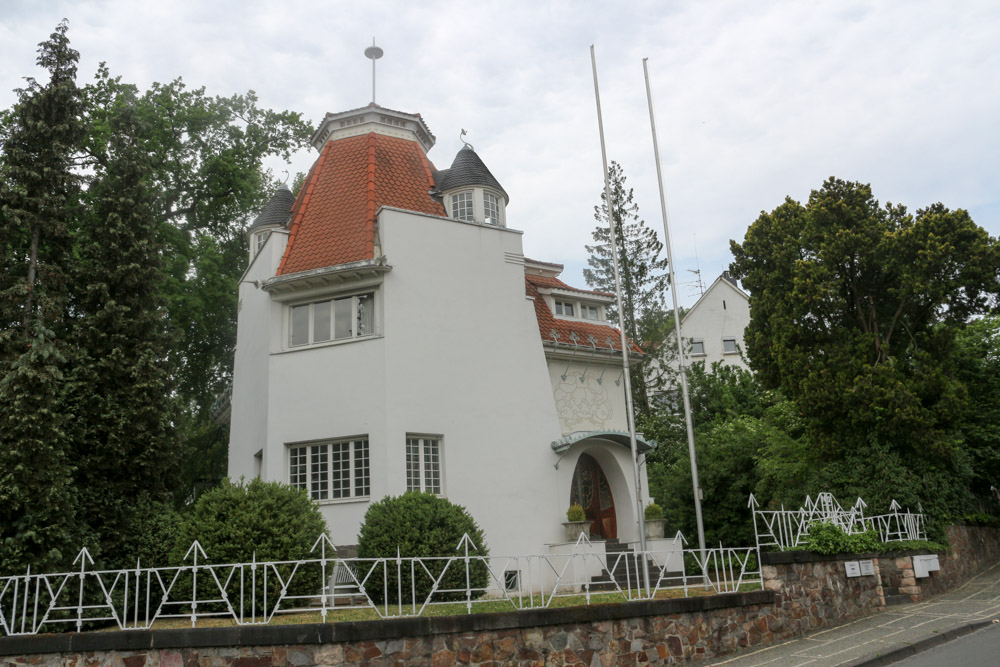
[[434, 145, 509, 227]]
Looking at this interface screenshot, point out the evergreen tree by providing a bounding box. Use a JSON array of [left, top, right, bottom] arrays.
[[0, 21, 83, 571], [584, 161, 670, 412], [0, 20, 82, 344], [69, 104, 181, 562]]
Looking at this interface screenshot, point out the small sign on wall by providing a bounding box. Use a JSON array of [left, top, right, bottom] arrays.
[[859, 560, 875, 576], [844, 561, 861, 577]]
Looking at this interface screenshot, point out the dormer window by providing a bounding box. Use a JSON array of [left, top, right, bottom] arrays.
[[553, 299, 604, 321], [451, 191, 475, 222]]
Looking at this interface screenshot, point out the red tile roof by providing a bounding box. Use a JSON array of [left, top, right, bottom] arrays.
[[525, 274, 641, 354], [524, 273, 615, 298], [278, 133, 446, 275]]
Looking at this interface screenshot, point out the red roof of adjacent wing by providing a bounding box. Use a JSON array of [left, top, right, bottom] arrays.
[[525, 274, 641, 354], [277, 133, 446, 275]]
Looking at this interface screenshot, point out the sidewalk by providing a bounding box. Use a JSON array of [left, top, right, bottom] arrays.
[[706, 562, 1000, 666]]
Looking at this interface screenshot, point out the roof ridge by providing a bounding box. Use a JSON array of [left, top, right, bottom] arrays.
[[365, 132, 377, 258], [277, 142, 331, 275]]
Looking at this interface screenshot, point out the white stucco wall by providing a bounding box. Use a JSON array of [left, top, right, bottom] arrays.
[[680, 277, 750, 372], [228, 208, 653, 562]]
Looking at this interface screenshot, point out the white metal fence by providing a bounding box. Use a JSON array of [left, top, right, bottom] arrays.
[[750, 492, 926, 551], [0, 534, 760, 637]]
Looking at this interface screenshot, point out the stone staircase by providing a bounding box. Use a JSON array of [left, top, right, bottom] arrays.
[[589, 539, 682, 592]]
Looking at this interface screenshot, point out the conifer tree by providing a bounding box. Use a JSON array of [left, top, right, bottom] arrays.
[[69, 104, 182, 562], [584, 161, 670, 412], [0, 21, 84, 572]]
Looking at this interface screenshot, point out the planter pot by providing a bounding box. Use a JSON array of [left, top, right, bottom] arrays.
[[563, 520, 592, 542], [645, 519, 667, 539]]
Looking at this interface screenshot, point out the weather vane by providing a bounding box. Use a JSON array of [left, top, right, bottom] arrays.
[[364, 38, 383, 105], [460, 129, 474, 151]]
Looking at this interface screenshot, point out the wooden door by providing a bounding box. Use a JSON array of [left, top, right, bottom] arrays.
[[570, 454, 617, 539]]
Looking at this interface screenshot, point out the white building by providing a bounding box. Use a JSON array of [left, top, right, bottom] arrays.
[[225, 102, 660, 565], [680, 272, 750, 372]]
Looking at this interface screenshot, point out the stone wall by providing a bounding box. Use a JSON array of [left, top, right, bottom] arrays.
[[2, 526, 996, 666], [878, 525, 1000, 602]]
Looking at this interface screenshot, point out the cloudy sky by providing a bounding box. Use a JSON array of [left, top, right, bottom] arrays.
[[2, 0, 997, 307]]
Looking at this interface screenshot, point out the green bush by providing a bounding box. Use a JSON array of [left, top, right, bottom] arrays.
[[357, 492, 489, 605], [170, 478, 328, 610], [801, 523, 881, 555], [566, 504, 586, 522], [115, 495, 182, 568], [644, 503, 664, 521]]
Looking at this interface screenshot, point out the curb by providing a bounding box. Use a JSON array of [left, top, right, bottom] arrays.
[[838, 620, 995, 667]]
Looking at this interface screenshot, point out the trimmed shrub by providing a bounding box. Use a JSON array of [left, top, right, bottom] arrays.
[[644, 502, 664, 521], [801, 522, 881, 555], [566, 504, 586, 522], [357, 492, 489, 605], [170, 478, 328, 610]]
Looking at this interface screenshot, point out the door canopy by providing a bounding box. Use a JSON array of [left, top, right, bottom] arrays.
[[551, 430, 657, 455]]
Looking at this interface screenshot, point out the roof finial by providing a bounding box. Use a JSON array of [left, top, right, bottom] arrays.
[[364, 38, 384, 105], [460, 128, 474, 151]]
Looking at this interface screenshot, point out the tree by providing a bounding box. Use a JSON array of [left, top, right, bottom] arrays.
[[584, 161, 670, 412], [730, 178, 1000, 518], [68, 103, 181, 560], [0, 21, 84, 574], [80, 68, 313, 500]]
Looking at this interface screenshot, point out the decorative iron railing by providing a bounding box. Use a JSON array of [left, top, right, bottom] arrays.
[[0, 534, 760, 637], [750, 492, 926, 551]]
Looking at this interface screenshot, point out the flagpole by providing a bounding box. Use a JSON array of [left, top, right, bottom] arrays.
[[590, 44, 650, 596], [641, 58, 708, 563]]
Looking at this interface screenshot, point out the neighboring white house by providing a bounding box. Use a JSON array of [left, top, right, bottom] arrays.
[[680, 271, 750, 372], [224, 101, 660, 566]]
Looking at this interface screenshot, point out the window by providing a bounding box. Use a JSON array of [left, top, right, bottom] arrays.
[[451, 191, 475, 222], [555, 301, 574, 317], [723, 338, 738, 354], [290, 438, 370, 500], [289, 292, 374, 347], [690, 339, 705, 356], [255, 231, 270, 254], [504, 570, 520, 591], [580, 304, 600, 320], [406, 436, 442, 494], [483, 192, 502, 225]]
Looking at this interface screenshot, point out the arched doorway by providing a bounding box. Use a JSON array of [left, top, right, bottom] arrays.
[[570, 453, 617, 539]]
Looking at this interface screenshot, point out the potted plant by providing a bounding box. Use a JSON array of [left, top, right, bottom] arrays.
[[644, 502, 666, 539], [563, 504, 591, 542]]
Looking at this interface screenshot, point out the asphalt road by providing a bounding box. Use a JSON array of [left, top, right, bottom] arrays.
[[892, 622, 1000, 666]]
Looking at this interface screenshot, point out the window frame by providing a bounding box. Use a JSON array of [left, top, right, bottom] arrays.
[[451, 190, 475, 222], [690, 338, 706, 356], [287, 290, 376, 349], [722, 337, 738, 354], [405, 435, 443, 495], [288, 437, 371, 503]]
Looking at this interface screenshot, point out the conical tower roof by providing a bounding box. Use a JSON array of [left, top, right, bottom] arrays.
[[434, 146, 508, 203], [249, 184, 295, 231]]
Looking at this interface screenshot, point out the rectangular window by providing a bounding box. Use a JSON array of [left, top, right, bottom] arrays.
[[555, 301, 574, 317], [289, 438, 370, 501], [288, 292, 375, 347], [690, 339, 706, 356], [483, 192, 501, 225], [580, 305, 599, 320], [723, 338, 738, 354], [406, 436, 442, 494], [451, 191, 474, 222]]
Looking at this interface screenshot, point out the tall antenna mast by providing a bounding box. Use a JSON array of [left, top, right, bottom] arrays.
[[364, 38, 383, 104]]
